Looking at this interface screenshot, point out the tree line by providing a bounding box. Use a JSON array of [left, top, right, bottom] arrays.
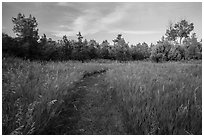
[[2, 13, 202, 62]]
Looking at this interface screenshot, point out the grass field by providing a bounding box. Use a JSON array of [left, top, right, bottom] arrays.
[[2, 57, 202, 135], [2, 57, 110, 134], [105, 62, 202, 134]]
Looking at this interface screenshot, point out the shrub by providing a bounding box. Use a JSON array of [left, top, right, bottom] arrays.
[[150, 40, 172, 62]]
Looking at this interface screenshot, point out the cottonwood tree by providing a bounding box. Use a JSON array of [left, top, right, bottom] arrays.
[[175, 20, 194, 44], [165, 23, 178, 42], [165, 20, 194, 44]]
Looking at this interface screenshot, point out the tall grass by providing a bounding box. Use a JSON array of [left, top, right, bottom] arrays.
[[3, 57, 202, 135], [106, 62, 202, 135], [2, 57, 109, 134]]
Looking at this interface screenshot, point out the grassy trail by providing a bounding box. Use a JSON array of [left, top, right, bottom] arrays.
[[75, 72, 124, 134], [38, 69, 124, 135]]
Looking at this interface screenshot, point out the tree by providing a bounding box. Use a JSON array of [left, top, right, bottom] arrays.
[[12, 13, 39, 59], [183, 33, 202, 59], [113, 34, 126, 46], [81, 39, 90, 60], [73, 32, 86, 62], [76, 32, 83, 43], [100, 40, 110, 59], [130, 42, 150, 60], [62, 35, 72, 60], [141, 42, 150, 58], [175, 20, 194, 44], [87, 40, 98, 59], [40, 34, 47, 45], [168, 45, 185, 61], [2, 33, 17, 56], [165, 20, 194, 44], [165, 23, 178, 42], [112, 34, 130, 61], [12, 13, 39, 42], [39, 34, 47, 59], [150, 40, 173, 62], [39, 35, 58, 60]]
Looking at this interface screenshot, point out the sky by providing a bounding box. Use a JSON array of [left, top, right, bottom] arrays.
[[2, 2, 202, 45]]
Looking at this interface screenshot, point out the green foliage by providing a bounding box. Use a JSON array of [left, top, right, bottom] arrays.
[[175, 20, 194, 44], [2, 33, 17, 56], [71, 32, 89, 62], [62, 35, 72, 60], [2, 33, 32, 58], [87, 40, 99, 59], [76, 32, 83, 43], [130, 42, 150, 60], [183, 33, 202, 60], [112, 34, 132, 61], [165, 20, 194, 44], [12, 13, 39, 41], [2, 14, 202, 62], [165, 23, 178, 41], [150, 40, 172, 62], [150, 32, 202, 62], [12, 13, 40, 59], [99, 40, 111, 59], [168, 45, 185, 61]]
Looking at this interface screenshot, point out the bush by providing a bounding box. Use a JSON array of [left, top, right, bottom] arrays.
[[168, 45, 185, 61], [150, 40, 172, 62]]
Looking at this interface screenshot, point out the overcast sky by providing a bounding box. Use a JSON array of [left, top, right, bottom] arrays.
[[2, 2, 202, 45]]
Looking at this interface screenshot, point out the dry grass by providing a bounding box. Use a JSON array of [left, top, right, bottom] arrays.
[[105, 62, 202, 134], [2, 57, 109, 134], [2, 57, 202, 135]]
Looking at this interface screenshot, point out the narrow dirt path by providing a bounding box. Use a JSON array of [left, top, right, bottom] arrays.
[[38, 70, 124, 135], [74, 73, 124, 134]]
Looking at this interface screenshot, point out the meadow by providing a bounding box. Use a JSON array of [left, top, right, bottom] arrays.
[[2, 57, 110, 134], [105, 61, 202, 134], [2, 57, 202, 135]]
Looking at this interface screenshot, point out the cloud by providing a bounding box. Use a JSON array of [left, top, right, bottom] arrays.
[[57, 2, 77, 7], [2, 26, 6, 30], [2, 2, 201, 44], [99, 3, 131, 25], [108, 29, 162, 35], [51, 30, 73, 38], [57, 2, 68, 6], [52, 3, 132, 38]]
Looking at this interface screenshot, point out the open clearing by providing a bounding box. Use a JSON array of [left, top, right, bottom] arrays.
[[2, 58, 202, 135]]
